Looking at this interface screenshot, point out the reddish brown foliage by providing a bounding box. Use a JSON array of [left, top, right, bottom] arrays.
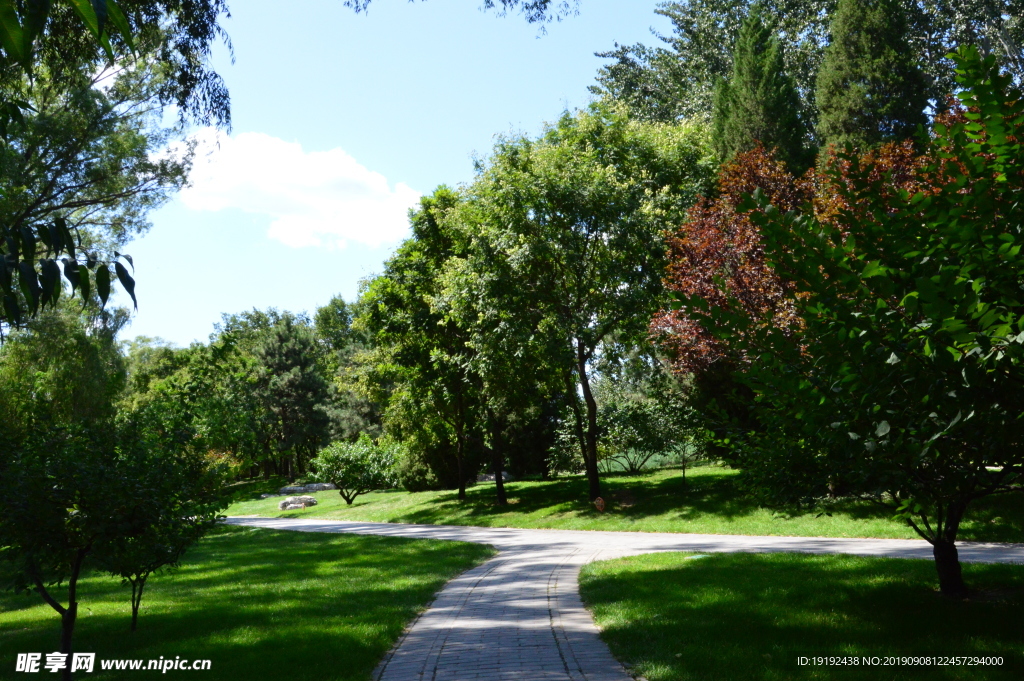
[[653, 145, 808, 374]]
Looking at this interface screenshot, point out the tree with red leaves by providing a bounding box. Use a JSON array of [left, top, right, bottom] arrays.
[[657, 48, 1024, 598]]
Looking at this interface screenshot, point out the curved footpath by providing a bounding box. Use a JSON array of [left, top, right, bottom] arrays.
[[225, 517, 1024, 681]]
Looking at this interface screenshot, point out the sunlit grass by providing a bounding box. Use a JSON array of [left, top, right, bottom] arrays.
[[579, 552, 1024, 681], [225, 465, 1024, 542], [0, 526, 495, 680]]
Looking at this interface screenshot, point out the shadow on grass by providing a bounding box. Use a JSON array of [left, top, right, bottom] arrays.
[[0, 526, 493, 681], [580, 552, 1024, 681], [376, 467, 1022, 542]]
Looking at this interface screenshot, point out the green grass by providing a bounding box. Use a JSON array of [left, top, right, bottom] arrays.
[[226, 465, 1024, 542], [0, 526, 494, 680], [579, 552, 1024, 681]]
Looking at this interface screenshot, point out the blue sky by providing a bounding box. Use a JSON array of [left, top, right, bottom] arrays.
[[123, 0, 672, 346]]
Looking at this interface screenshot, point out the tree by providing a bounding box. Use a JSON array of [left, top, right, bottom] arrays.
[[665, 48, 1024, 597], [711, 3, 809, 170], [95, 424, 225, 632], [0, 1, 231, 331], [315, 294, 382, 442], [361, 189, 486, 500], [591, 1, 835, 123], [0, 309, 223, 678], [254, 317, 333, 479], [592, 1, 1024, 126], [815, 0, 929, 150], [462, 105, 713, 500], [312, 434, 397, 505]]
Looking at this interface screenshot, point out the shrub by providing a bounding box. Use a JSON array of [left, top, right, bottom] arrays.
[[311, 434, 397, 505]]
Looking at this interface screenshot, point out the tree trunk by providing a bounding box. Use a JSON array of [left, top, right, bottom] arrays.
[[576, 343, 602, 501], [933, 539, 968, 598], [933, 501, 968, 598], [56, 549, 87, 681], [456, 419, 467, 501], [489, 412, 508, 506], [130, 576, 148, 633]]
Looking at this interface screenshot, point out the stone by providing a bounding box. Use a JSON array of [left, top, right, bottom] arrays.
[[278, 496, 317, 510], [277, 483, 337, 494], [476, 472, 513, 482]]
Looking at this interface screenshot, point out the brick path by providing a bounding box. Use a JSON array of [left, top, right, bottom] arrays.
[[224, 517, 1024, 681]]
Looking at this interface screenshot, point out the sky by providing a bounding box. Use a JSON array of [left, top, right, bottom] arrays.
[[122, 0, 673, 346]]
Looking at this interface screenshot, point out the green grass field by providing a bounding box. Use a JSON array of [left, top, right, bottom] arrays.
[[225, 466, 1024, 542], [0, 526, 494, 680], [579, 552, 1024, 681]]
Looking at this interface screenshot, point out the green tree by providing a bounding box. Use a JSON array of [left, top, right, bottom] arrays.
[[361, 189, 485, 499], [593, 1, 1024, 126], [254, 317, 333, 479], [678, 48, 1024, 597], [462, 105, 713, 500], [95, 423, 225, 632], [0, 1, 231, 330], [815, 0, 929, 149], [591, 1, 835, 123], [0, 310, 223, 677], [311, 434, 398, 505], [0, 56, 195, 328], [315, 294, 382, 442], [711, 3, 809, 170]]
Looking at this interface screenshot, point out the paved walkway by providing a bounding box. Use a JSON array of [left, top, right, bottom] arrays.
[[225, 517, 1024, 681]]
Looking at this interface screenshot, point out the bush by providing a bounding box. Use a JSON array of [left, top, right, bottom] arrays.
[[312, 434, 397, 504]]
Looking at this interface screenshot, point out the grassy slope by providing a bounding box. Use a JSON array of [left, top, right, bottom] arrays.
[[579, 552, 1024, 681], [226, 466, 1024, 542], [0, 526, 494, 680]]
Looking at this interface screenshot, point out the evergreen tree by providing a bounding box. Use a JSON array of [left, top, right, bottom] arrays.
[[255, 318, 333, 478], [815, 0, 929, 149], [712, 4, 809, 170]]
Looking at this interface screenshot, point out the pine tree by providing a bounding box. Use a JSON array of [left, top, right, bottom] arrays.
[[815, 0, 929, 150], [255, 317, 333, 478], [712, 4, 809, 171]]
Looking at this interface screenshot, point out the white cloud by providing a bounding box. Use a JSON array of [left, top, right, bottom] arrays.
[[179, 129, 422, 249]]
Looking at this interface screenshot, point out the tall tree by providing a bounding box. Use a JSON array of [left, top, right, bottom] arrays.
[[361, 189, 484, 499], [661, 48, 1024, 597], [591, 1, 835, 123], [711, 3, 809, 169], [254, 317, 333, 479], [815, 0, 929, 149], [593, 1, 1024, 126], [463, 105, 713, 500]]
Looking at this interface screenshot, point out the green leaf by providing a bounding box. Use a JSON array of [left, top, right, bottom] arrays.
[[0, 2, 27, 65], [106, 0, 134, 52], [38, 258, 61, 308], [56, 217, 76, 259], [18, 260, 39, 314], [19, 226, 36, 261], [78, 264, 91, 304], [68, 0, 100, 37], [61, 257, 80, 293], [115, 251, 134, 272], [91, 0, 108, 37], [96, 264, 111, 307], [114, 260, 136, 309]]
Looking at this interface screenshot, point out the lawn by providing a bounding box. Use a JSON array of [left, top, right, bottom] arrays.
[[0, 526, 494, 680], [579, 552, 1024, 681], [225, 465, 1024, 542]]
